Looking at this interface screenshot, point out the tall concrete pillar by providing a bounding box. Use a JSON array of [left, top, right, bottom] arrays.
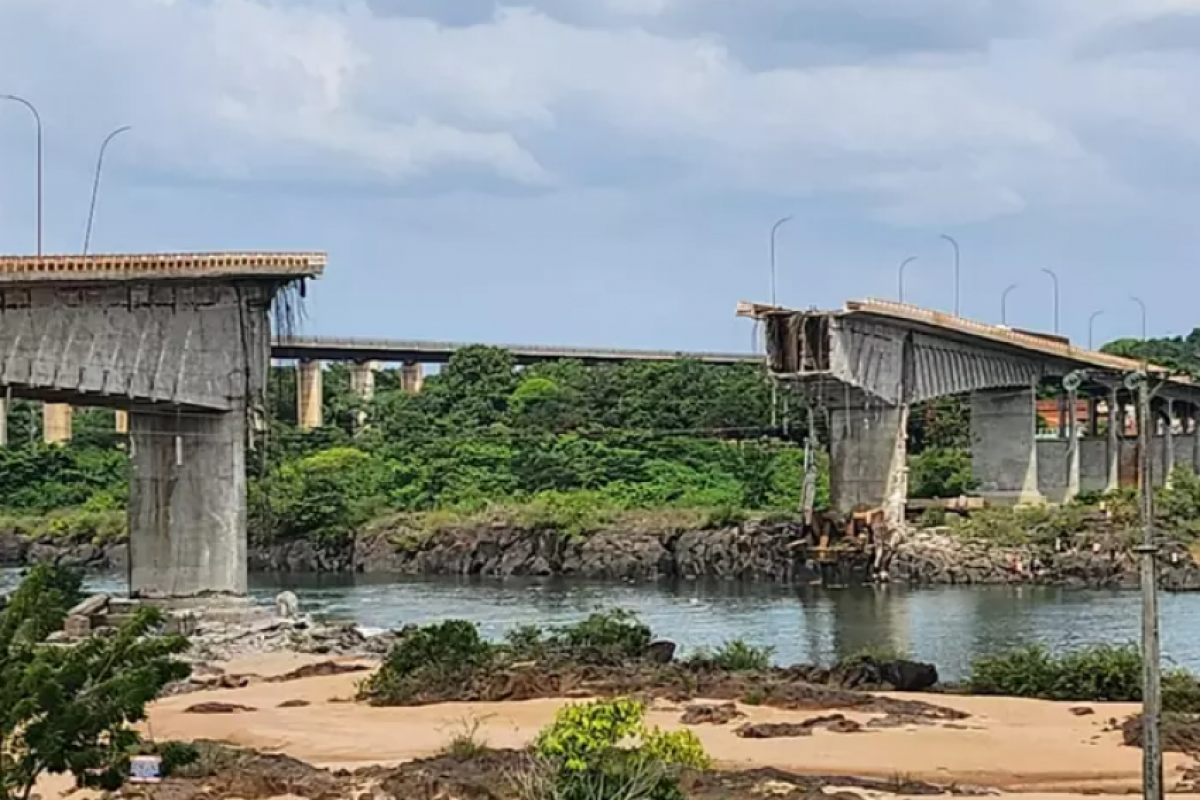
[[971, 386, 1041, 504], [1107, 387, 1120, 492], [43, 403, 73, 445], [128, 410, 246, 597], [1065, 388, 1081, 502], [400, 361, 424, 395], [349, 361, 379, 432], [296, 359, 323, 430], [828, 404, 908, 524], [1164, 399, 1177, 485], [115, 410, 129, 434], [1192, 406, 1200, 475], [0, 396, 8, 447]]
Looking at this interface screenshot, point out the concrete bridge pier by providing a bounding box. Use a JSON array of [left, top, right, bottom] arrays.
[[401, 361, 424, 394], [43, 403, 72, 445], [297, 359, 323, 430], [971, 386, 1043, 505], [349, 361, 378, 431], [128, 409, 247, 597], [828, 403, 908, 525]]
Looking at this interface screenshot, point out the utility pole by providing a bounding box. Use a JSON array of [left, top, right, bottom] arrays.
[[1130, 367, 1163, 800]]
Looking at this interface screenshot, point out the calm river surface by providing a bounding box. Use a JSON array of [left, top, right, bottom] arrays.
[[16, 570, 1200, 683]]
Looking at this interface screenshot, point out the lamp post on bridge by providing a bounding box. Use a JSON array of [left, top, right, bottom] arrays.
[[939, 234, 960, 316], [769, 216, 792, 307], [897, 256, 917, 304], [1042, 268, 1061, 334], [0, 94, 43, 258], [1001, 283, 1018, 325], [83, 125, 132, 255], [1088, 310, 1104, 350]]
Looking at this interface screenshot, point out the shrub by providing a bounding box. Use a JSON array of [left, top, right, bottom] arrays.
[[836, 645, 909, 670], [361, 619, 496, 704], [441, 717, 489, 761], [968, 643, 1200, 711], [550, 610, 653, 666], [0, 564, 191, 798], [686, 639, 774, 672], [524, 698, 710, 800]]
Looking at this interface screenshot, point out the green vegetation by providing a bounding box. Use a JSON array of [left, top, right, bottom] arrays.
[[521, 698, 710, 800], [685, 639, 775, 672], [3, 324, 1199, 547], [0, 564, 191, 798], [968, 643, 1200, 712]]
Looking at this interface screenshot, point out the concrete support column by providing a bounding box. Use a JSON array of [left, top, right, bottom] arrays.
[[296, 359, 323, 431], [1087, 397, 1100, 437], [43, 403, 73, 445], [1164, 399, 1177, 485], [1065, 388, 1081, 502], [971, 386, 1041, 504], [401, 361, 424, 395], [128, 409, 247, 597], [349, 361, 379, 432], [1192, 406, 1200, 475], [115, 410, 129, 434], [1107, 387, 1121, 493], [828, 404, 908, 523], [0, 396, 8, 447]]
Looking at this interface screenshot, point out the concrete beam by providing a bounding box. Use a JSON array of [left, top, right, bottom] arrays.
[[297, 360, 323, 430], [43, 404, 73, 445]]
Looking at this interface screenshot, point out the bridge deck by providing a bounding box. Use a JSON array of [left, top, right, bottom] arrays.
[[738, 297, 1183, 381], [0, 252, 326, 283], [271, 336, 760, 366]]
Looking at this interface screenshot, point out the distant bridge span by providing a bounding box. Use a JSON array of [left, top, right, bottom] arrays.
[[271, 336, 760, 366]]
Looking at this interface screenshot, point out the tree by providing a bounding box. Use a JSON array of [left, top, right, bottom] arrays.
[[0, 564, 190, 799]]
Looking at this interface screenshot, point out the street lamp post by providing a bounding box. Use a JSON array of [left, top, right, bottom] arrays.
[[1088, 310, 1104, 350], [897, 256, 917, 304], [940, 234, 960, 316], [1042, 268, 1061, 334], [1128, 294, 1162, 800], [769, 216, 792, 307], [83, 125, 132, 255], [0, 94, 43, 258], [1001, 283, 1019, 325], [1132, 296, 1148, 344]]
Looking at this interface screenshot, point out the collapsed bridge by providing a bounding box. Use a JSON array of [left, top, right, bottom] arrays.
[[739, 298, 1200, 523]]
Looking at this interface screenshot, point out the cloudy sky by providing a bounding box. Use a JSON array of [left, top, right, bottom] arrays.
[[1, 0, 1198, 351]]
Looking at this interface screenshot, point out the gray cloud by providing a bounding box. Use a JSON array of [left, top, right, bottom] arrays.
[[1079, 10, 1200, 58]]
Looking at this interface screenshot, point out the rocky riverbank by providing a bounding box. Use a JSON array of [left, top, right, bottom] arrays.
[[6, 515, 1200, 590]]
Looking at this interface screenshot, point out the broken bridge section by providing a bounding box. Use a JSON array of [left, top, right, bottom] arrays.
[[0, 252, 326, 597], [739, 298, 1200, 521]]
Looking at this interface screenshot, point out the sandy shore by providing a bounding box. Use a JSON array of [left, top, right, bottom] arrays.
[[28, 653, 1200, 798]]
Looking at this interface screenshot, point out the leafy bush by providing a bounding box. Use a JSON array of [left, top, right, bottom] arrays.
[[0, 564, 191, 798], [968, 643, 1200, 711], [686, 639, 774, 672], [361, 619, 496, 704], [1158, 467, 1200, 539], [524, 698, 710, 800], [908, 447, 976, 499]]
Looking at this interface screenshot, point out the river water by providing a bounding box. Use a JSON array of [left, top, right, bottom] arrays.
[[14, 570, 1200, 683]]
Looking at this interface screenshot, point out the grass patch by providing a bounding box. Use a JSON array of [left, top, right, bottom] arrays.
[[686, 639, 775, 672], [0, 509, 126, 545], [441, 716, 490, 761]]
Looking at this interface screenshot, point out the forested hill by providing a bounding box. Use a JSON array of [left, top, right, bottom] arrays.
[[1101, 331, 1200, 374]]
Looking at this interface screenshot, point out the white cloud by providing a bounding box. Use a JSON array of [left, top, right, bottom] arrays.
[[2, 0, 1200, 224]]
